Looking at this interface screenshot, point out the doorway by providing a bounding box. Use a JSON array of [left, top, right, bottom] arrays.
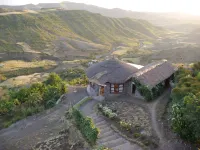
[[165, 78, 170, 88], [132, 83, 136, 94]]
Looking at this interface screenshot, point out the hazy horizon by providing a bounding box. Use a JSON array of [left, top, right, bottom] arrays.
[[1, 0, 200, 15]]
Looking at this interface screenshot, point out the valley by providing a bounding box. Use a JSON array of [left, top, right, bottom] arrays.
[[0, 3, 200, 150]]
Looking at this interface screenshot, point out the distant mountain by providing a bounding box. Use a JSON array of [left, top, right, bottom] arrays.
[[0, 10, 165, 55], [1, 1, 200, 26]]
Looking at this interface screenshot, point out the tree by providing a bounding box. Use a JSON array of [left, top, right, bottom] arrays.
[[45, 73, 62, 86]]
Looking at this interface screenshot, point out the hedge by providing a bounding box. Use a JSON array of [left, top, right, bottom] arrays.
[[72, 108, 99, 145]]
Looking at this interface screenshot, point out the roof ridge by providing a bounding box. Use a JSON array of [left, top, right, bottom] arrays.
[[134, 61, 166, 77]]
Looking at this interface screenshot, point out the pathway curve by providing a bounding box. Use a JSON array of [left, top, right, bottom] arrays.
[[0, 87, 87, 150], [148, 91, 170, 145], [80, 100, 143, 150], [149, 90, 195, 150]]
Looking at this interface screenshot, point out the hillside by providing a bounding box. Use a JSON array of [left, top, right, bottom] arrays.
[[140, 46, 200, 64], [1, 1, 200, 27], [0, 10, 165, 55]]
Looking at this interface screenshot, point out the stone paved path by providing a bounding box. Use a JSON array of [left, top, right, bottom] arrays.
[[80, 100, 143, 150]]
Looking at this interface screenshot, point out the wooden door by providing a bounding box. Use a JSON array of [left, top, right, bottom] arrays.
[[100, 86, 104, 95]]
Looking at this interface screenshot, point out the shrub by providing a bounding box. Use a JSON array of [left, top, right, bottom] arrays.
[[98, 104, 117, 119], [138, 85, 153, 101], [0, 74, 6, 82], [171, 66, 200, 144], [72, 108, 99, 145], [134, 133, 141, 138], [120, 121, 132, 131], [44, 73, 62, 86], [197, 72, 200, 81], [0, 73, 67, 128], [60, 68, 88, 86], [0, 99, 15, 115]]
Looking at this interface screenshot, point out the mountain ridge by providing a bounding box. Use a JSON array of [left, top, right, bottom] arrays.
[[1, 1, 200, 26]]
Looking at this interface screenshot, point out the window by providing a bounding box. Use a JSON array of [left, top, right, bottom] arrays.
[[110, 84, 124, 93]]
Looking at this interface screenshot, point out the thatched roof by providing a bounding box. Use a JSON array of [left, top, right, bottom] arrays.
[[86, 58, 139, 85], [133, 60, 177, 88]]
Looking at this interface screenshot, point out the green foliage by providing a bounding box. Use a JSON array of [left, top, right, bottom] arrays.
[[134, 133, 142, 138], [96, 146, 112, 150], [0, 74, 7, 82], [0, 99, 15, 115], [98, 104, 117, 119], [44, 73, 62, 86], [60, 68, 88, 86], [72, 108, 99, 145], [0, 73, 67, 127], [171, 65, 200, 143], [193, 62, 200, 76], [138, 85, 153, 101], [119, 121, 132, 131], [197, 72, 200, 81], [133, 78, 166, 101], [152, 82, 165, 99]]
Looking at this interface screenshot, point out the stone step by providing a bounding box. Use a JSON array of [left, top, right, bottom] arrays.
[[89, 113, 97, 118], [99, 126, 111, 134], [96, 120, 107, 126], [94, 117, 104, 123], [99, 130, 113, 139], [99, 134, 120, 143], [102, 138, 126, 148], [97, 123, 109, 130], [112, 142, 130, 150], [112, 142, 142, 150]]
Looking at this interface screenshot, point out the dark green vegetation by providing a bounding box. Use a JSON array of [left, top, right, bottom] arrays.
[[0, 10, 165, 52], [171, 62, 200, 145], [60, 68, 88, 85], [0, 73, 67, 127], [72, 108, 99, 145], [133, 79, 165, 101], [0, 74, 6, 82]]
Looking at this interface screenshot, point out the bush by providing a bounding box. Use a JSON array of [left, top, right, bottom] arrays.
[[60, 68, 88, 86], [119, 121, 132, 131], [197, 72, 200, 81], [0, 99, 15, 115], [0, 74, 6, 82], [72, 108, 99, 145], [138, 85, 153, 101], [0, 73, 67, 127], [98, 104, 117, 119], [171, 66, 200, 143], [133, 78, 165, 101], [134, 133, 141, 138]]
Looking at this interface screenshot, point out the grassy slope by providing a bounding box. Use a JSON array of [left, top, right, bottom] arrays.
[[0, 10, 165, 52]]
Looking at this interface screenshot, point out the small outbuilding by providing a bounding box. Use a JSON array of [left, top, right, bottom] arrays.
[[86, 58, 177, 100]]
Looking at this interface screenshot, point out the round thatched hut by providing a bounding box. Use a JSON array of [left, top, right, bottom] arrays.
[[86, 58, 141, 99]]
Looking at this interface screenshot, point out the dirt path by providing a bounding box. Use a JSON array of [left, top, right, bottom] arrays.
[[0, 87, 87, 150], [149, 91, 170, 145]]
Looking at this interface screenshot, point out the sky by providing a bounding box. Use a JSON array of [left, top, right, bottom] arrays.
[[1, 0, 200, 15]]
